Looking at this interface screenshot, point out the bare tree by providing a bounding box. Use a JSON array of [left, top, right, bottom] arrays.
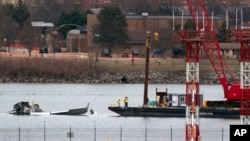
[[0, 5, 18, 52], [27, 0, 63, 23], [18, 22, 39, 57]]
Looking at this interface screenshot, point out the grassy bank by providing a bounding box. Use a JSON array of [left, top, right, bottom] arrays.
[[0, 57, 98, 82], [0, 56, 240, 83]]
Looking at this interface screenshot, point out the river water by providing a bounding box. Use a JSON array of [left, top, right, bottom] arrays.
[[0, 83, 239, 141]]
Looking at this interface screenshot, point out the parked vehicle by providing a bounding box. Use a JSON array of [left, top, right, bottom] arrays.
[[121, 52, 129, 58], [0, 47, 7, 52], [151, 49, 162, 58], [132, 49, 140, 58]]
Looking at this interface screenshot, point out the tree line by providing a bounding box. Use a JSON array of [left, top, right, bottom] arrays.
[[0, 0, 91, 57], [0, 0, 247, 58]]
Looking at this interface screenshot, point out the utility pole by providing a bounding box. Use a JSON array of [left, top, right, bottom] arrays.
[[143, 31, 151, 106]]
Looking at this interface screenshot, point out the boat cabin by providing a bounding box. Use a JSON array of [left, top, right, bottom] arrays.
[[149, 88, 203, 108], [168, 94, 203, 107], [155, 88, 169, 107]]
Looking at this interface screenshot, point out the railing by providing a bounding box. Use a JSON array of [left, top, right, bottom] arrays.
[[0, 127, 229, 141]]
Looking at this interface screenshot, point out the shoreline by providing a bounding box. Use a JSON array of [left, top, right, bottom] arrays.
[[0, 71, 233, 84], [0, 55, 240, 84]]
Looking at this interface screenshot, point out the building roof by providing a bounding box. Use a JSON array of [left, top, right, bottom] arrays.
[[68, 26, 87, 34], [31, 21, 54, 27]]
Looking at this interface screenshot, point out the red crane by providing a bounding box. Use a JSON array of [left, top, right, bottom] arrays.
[[184, 0, 250, 125], [183, 0, 250, 126], [184, 33, 201, 141], [185, 0, 240, 101], [179, 0, 250, 139]]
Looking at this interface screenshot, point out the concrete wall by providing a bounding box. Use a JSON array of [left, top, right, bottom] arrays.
[[66, 33, 88, 52]]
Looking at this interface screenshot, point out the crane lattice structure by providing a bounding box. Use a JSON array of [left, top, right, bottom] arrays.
[[175, 0, 237, 140], [174, 0, 250, 139], [185, 32, 201, 141], [235, 29, 250, 125], [174, 30, 202, 141]]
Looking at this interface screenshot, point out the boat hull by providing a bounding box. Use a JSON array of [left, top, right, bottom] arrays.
[[108, 106, 240, 118]]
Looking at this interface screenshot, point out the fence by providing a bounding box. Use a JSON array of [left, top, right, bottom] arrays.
[[0, 127, 229, 141]]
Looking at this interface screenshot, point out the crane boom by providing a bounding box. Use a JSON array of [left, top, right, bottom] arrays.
[[185, 0, 240, 100]]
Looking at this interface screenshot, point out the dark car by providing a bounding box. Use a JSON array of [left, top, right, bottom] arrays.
[[132, 49, 140, 58], [101, 48, 111, 57], [39, 46, 48, 53], [121, 53, 129, 58], [0, 47, 7, 52], [151, 49, 162, 58]]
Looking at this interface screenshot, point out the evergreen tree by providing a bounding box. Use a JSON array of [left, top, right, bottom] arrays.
[[12, 0, 30, 28], [217, 21, 227, 43], [93, 6, 129, 54], [55, 9, 91, 39], [184, 19, 196, 30]]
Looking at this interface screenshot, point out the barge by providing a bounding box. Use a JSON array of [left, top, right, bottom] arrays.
[[108, 31, 240, 119], [108, 106, 239, 118], [108, 89, 240, 119]]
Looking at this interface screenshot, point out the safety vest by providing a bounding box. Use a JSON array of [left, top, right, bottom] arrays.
[[117, 98, 121, 102], [124, 97, 128, 103]]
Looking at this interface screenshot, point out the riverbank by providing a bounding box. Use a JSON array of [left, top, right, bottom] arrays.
[[0, 70, 238, 84], [0, 55, 240, 84]]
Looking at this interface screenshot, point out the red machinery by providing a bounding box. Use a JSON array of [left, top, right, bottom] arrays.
[[173, 0, 250, 139], [234, 29, 250, 124], [184, 0, 250, 125], [184, 33, 201, 141], [177, 0, 250, 140], [186, 0, 240, 101], [182, 0, 250, 131]]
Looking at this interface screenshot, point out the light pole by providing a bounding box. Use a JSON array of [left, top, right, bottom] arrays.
[[240, 1, 246, 29], [220, 1, 229, 42], [4, 38, 6, 47], [4, 38, 6, 46], [3, 38, 7, 53], [94, 33, 100, 62], [142, 13, 148, 30], [78, 33, 81, 54], [40, 34, 47, 57]]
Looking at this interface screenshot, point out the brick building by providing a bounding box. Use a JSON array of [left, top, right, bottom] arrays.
[[86, 13, 225, 58]]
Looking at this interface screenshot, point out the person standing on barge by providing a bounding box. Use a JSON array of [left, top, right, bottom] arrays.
[[124, 96, 128, 107]]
